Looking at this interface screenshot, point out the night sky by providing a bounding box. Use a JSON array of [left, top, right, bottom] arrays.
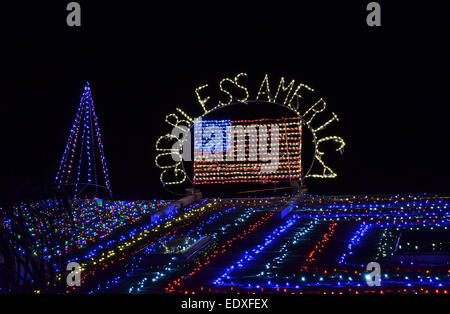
[[1, 1, 449, 202]]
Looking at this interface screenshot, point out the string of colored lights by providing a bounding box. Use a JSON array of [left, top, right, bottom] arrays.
[[69, 200, 218, 292], [0, 199, 170, 260], [73, 193, 450, 295], [79, 198, 281, 293], [2, 193, 449, 294], [193, 195, 449, 294], [55, 82, 110, 196], [165, 211, 276, 293], [193, 117, 301, 184], [125, 200, 274, 293], [213, 214, 303, 287], [156, 73, 346, 186], [338, 223, 372, 265]]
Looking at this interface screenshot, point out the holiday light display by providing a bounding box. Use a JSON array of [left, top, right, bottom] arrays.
[[155, 73, 345, 186], [55, 82, 111, 197], [200, 195, 450, 294], [125, 199, 280, 294], [70, 198, 282, 293], [193, 117, 302, 184], [84, 194, 444, 295], [0, 199, 170, 260], [1, 194, 448, 294], [148, 194, 447, 294], [4, 73, 449, 299], [69, 200, 216, 292]]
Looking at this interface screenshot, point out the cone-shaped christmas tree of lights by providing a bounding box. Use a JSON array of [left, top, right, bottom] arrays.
[[55, 82, 111, 198]]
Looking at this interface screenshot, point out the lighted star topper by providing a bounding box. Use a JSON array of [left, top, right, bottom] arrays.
[[155, 73, 345, 186]]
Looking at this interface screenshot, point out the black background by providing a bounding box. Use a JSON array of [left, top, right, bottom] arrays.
[[0, 1, 449, 201]]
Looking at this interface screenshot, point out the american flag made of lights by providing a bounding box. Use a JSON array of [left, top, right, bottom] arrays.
[[193, 117, 302, 184]]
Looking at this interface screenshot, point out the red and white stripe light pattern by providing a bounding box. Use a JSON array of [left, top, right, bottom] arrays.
[[193, 117, 302, 184]]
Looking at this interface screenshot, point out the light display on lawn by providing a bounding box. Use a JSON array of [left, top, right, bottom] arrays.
[[155, 73, 346, 187], [55, 82, 111, 197], [2, 193, 449, 294], [193, 117, 302, 184], [4, 81, 447, 297]]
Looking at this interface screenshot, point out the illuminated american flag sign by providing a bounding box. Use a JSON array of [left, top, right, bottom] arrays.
[[193, 117, 302, 184]]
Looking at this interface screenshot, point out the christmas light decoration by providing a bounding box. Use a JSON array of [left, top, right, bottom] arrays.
[[193, 117, 302, 184], [74, 198, 282, 293], [0, 199, 170, 260], [2, 194, 448, 294], [55, 82, 111, 197], [155, 73, 346, 187], [199, 195, 450, 294]]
